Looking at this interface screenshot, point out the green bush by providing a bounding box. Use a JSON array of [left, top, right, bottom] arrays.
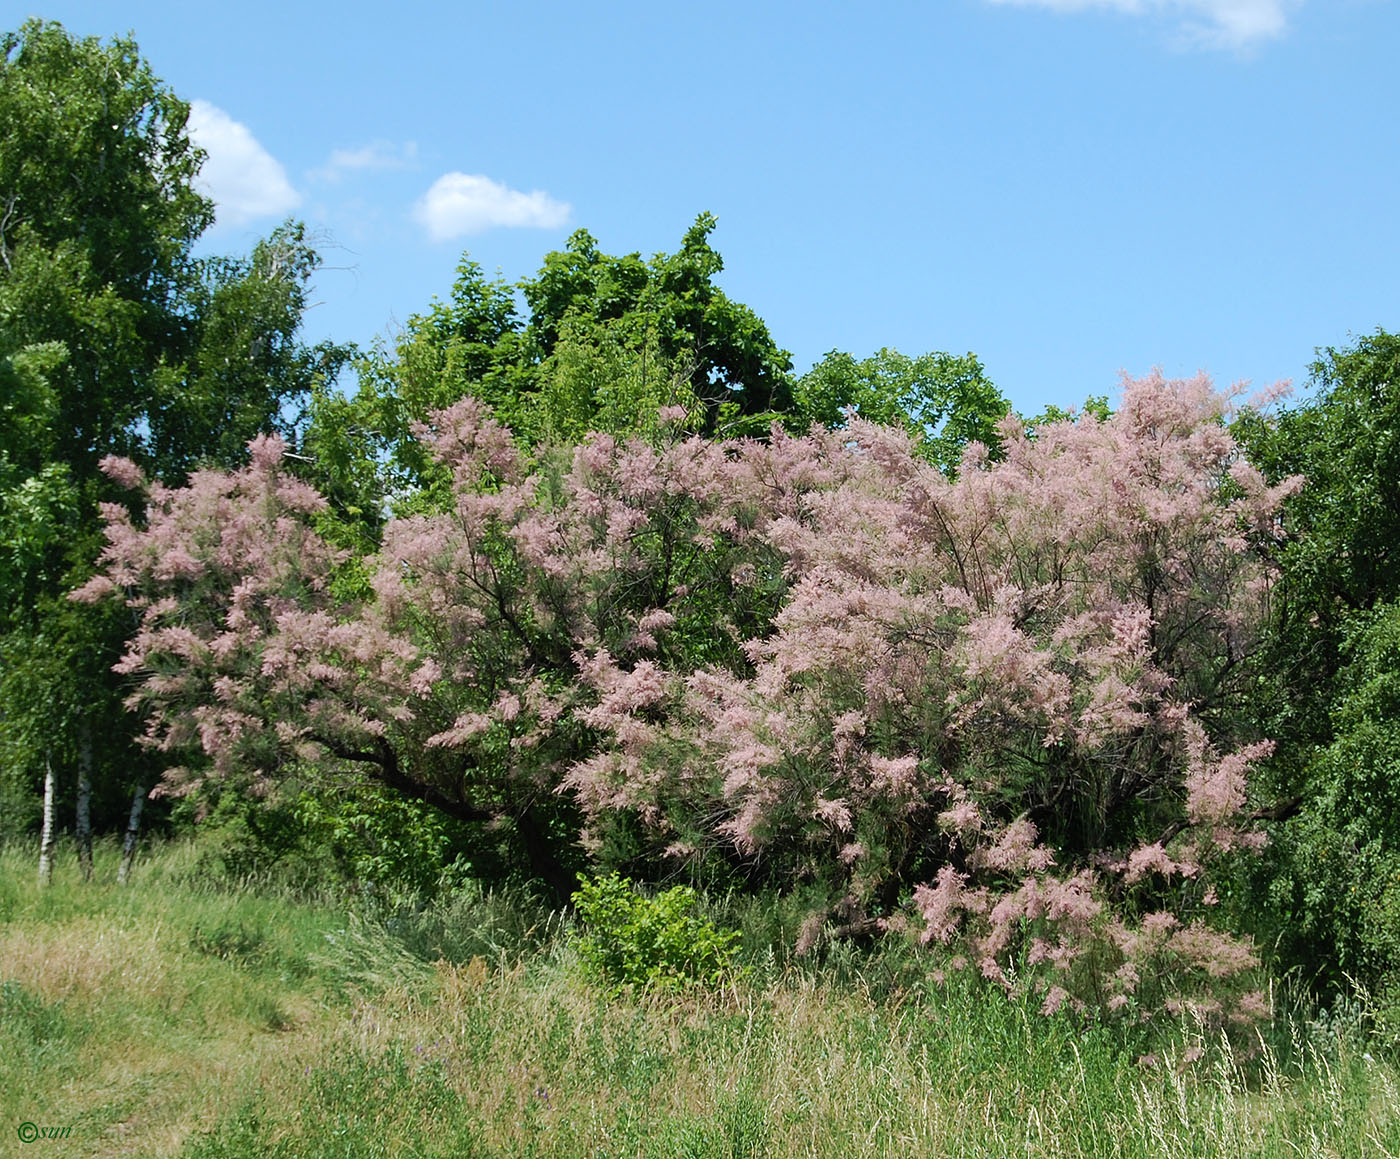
[[292, 782, 474, 898], [172, 778, 479, 901], [571, 873, 741, 992], [1260, 602, 1400, 1003]]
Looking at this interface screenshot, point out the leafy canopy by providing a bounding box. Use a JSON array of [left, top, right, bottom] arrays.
[[794, 347, 1010, 476], [309, 214, 795, 524]]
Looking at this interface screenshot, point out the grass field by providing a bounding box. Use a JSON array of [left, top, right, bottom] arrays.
[[3, 839, 1398, 1158]]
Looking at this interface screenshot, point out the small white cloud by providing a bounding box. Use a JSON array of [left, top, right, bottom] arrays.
[[1176, 0, 1294, 48], [310, 140, 419, 184], [412, 172, 571, 241], [187, 99, 301, 226], [983, 0, 1299, 50]]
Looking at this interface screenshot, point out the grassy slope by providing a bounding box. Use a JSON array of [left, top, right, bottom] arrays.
[[2, 840, 1398, 1158]]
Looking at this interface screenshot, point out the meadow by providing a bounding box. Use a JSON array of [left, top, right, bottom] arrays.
[[4, 838, 1398, 1159]]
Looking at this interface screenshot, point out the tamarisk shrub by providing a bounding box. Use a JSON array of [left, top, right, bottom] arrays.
[[570, 372, 1302, 1025], [69, 438, 504, 887], [78, 375, 1298, 1021], [363, 398, 797, 888]]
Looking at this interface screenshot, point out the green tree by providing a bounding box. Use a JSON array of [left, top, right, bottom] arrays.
[[1262, 602, 1400, 997], [1230, 331, 1400, 998], [309, 214, 795, 528], [148, 223, 354, 478], [0, 19, 209, 479], [517, 214, 792, 435], [0, 335, 71, 625], [1235, 331, 1400, 748], [1, 22, 350, 481], [1020, 393, 1112, 436], [0, 20, 349, 870], [793, 347, 1010, 475]]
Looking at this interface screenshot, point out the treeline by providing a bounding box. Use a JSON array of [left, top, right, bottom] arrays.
[[5, 19, 1400, 1024]]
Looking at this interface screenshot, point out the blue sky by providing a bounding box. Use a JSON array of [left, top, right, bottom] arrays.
[[22, 0, 1400, 416]]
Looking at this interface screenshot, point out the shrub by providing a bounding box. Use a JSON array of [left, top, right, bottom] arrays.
[[83, 373, 1292, 1020], [573, 373, 1291, 1025], [1263, 602, 1400, 1000], [571, 873, 741, 992]]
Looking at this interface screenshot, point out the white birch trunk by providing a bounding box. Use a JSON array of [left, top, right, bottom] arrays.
[[76, 728, 93, 882], [38, 753, 56, 887], [117, 784, 145, 885]]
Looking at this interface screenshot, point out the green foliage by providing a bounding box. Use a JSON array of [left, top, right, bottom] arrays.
[[0, 18, 209, 475], [0, 19, 211, 524], [1021, 393, 1112, 435], [307, 213, 794, 527], [0, 337, 64, 468], [1, 24, 350, 482], [532, 311, 701, 446], [147, 222, 355, 478], [572, 873, 742, 992], [1228, 332, 1400, 999], [1262, 601, 1400, 996], [293, 782, 475, 897], [0, 20, 351, 847], [0, 597, 137, 837], [1235, 329, 1400, 750], [0, 777, 39, 843], [172, 778, 482, 901], [0, 463, 76, 630], [1277, 333, 1400, 616], [794, 346, 1010, 474], [522, 214, 793, 436]]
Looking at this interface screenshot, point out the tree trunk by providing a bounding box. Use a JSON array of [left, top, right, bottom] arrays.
[[76, 727, 93, 882], [515, 808, 576, 907], [117, 784, 146, 885], [38, 753, 56, 887]]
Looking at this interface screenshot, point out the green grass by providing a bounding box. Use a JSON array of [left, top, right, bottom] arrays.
[[3, 838, 1399, 1157]]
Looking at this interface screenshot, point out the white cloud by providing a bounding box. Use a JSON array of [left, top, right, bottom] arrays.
[[983, 0, 1299, 50], [187, 99, 301, 227], [412, 173, 571, 241], [310, 140, 419, 184]]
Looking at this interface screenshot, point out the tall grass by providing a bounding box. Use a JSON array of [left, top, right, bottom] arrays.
[[3, 838, 1398, 1157]]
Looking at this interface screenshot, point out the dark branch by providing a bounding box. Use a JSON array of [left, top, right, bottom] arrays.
[[1152, 795, 1304, 849], [308, 732, 496, 825]]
